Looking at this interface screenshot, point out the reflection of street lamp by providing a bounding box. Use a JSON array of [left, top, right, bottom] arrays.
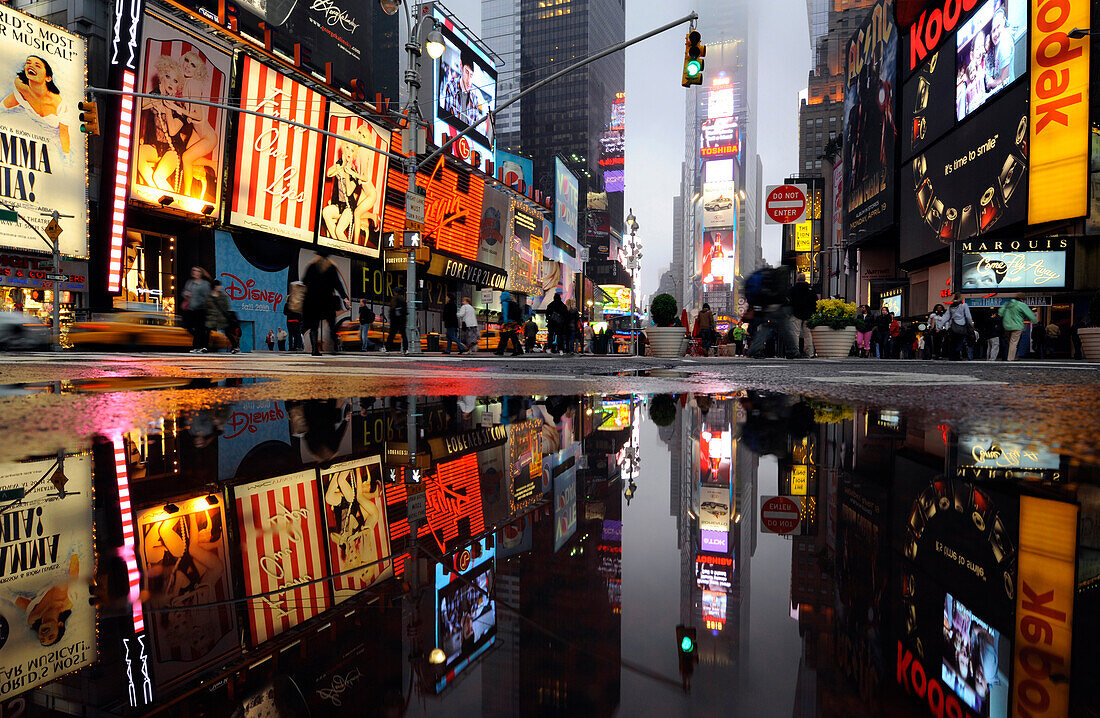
[[625, 209, 641, 355], [624, 477, 637, 505]]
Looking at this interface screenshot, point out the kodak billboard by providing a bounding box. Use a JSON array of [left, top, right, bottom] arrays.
[[1028, 0, 1091, 224]]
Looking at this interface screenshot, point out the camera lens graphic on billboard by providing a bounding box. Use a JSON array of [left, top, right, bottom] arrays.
[[433, 8, 497, 160], [901, 83, 1028, 264]]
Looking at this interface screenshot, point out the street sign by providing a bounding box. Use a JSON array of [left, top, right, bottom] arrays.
[[761, 495, 801, 534], [580, 247, 590, 263], [764, 184, 808, 224], [46, 274, 68, 281], [45, 219, 63, 241], [480, 288, 494, 304], [405, 193, 426, 224]]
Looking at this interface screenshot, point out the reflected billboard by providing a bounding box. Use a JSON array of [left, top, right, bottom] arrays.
[[319, 457, 393, 604], [435, 538, 496, 692]]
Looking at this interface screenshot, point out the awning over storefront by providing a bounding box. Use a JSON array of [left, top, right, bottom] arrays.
[[427, 251, 507, 289]]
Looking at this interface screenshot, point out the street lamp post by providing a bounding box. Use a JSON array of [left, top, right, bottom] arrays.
[[382, 0, 445, 355], [625, 209, 641, 355]]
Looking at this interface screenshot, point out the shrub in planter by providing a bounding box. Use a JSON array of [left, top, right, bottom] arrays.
[[806, 299, 858, 329], [650, 293, 679, 327], [649, 394, 677, 427]]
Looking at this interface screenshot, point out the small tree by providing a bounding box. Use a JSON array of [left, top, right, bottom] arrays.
[[649, 394, 677, 427], [650, 293, 679, 327]]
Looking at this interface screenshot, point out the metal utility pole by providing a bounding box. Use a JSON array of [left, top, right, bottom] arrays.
[[625, 209, 641, 356]]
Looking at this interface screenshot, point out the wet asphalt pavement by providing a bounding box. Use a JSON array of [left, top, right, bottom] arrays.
[[0, 351, 1097, 464]]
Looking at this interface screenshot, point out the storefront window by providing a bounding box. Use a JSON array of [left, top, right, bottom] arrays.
[[122, 231, 177, 313]]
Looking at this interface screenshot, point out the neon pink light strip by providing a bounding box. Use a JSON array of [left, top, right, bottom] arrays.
[[107, 70, 136, 294], [112, 435, 144, 632]]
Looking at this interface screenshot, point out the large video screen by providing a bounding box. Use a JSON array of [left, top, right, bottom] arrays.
[[436, 556, 496, 691], [955, 0, 1026, 121], [434, 10, 497, 158], [942, 593, 1010, 717], [957, 250, 1067, 291]]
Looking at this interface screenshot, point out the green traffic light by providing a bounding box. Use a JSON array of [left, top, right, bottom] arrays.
[[686, 60, 702, 77], [680, 636, 695, 653]]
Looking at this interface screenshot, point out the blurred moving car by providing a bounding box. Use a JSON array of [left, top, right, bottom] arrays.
[[69, 312, 230, 351], [0, 312, 50, 350], [335, 320, 440, 352]]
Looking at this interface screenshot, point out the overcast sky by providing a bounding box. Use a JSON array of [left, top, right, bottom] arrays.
[[445, 0, 811, 296]]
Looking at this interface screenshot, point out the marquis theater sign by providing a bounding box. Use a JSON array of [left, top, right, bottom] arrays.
[[1028, 0, 1091, 224]]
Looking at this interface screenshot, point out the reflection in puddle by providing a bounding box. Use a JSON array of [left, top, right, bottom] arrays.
[[0, 393, 1095, 717]]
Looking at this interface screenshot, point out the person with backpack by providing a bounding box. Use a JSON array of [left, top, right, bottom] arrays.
[[494, 291, 523, 356], [854, 305, 874, 358], [302, 250, 349, 356], [977, 310, 1001, 360], [458, 296, 479, 353], [204, 280, 234, 354], [696, 303, 717, 355], [790, 273, 817, 358], [745, 265, 798, 358], [997, 293, 1036, 362], [946, 294, 974, 361], [546, 292, 568, 354]]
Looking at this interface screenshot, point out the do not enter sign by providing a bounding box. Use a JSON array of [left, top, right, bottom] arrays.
[[761, 495, 801, 534], [765, 184, 808, 225]]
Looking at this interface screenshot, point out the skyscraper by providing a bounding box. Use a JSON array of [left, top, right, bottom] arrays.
[[674, 0, 762, 316]]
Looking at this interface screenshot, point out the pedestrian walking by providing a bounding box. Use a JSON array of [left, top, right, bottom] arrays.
[[442, 294, 468, 355], [697, 303, 717, 356], [205, 280, 233, 354], [728, 321, 746, 356], [566, 299, 581, 354], [523, 315, 539, 353], [357, 300, 376, 351], [997, 293, 1036, 362], [790, 273, 817, 358], [745, 266, 798, 358], [494, 292, 523, 356], [546, 292, 568, 354], [386, 295, 408, 354], [929, 304, 949, 358], [302, 250, 349, 356], [1032, 321, 1046, 359], [946, 294, 974, 360], [584, 322, 595, 354], [872, 306, 892, 358], [888, 313, 902, 358], [266, 329, 276, 351], [854, 305, 873, 357], [977, 310, 1001, 360], [183, 266, 211, 353], [458, 296, 479, 353]]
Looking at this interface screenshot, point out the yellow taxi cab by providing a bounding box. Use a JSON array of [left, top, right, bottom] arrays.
[[335, 321, 440, 351], [69, 313, 230, 351]]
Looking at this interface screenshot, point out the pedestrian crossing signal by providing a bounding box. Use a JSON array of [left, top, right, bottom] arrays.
[[682, 31, 705, 87], [79, 101, 100, 136]]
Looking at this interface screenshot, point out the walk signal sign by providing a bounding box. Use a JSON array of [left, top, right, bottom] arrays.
[[79, 101, 100, 136], [682, 31, 705, 87]]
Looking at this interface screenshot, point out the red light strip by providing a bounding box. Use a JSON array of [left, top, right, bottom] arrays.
[[107, 70, 136, 294], [112, 435, 145, 632]]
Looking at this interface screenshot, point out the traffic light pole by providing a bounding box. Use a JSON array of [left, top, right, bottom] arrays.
[[0, 201, 65, 351]]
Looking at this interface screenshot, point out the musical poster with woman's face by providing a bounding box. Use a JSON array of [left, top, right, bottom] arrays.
[[131, 16, 231, 215], [0, 6, 88, 258], [317, 105, 390, 258], [319, 457, 392, 603]]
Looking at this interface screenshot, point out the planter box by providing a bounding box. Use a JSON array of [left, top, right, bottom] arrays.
[[647, 326, 686, 358], [810, 326, 857, 359], [1081, 327, 1100, 362]]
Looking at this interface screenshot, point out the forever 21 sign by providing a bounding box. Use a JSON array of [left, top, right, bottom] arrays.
[[906, 0, 982, 71]]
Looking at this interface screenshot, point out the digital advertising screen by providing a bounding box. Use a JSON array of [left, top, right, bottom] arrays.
[[700, 485, 731, 532], [954, 0, 1026, 122], [942, 593, 1010, 717], [700, 117, 740, 159], [132, 16, 230, 216], [700, 529, 729, 553], [435, 539, 496, 692], [702, 182, 736, 228], [957, 249, 1067, 291], [433, 8, 497, 160], [843, 0, 898, 240], [553, 157, 581, 270], [701, 230, 735, 287], [496, 150, 533, 190], [901, 83, 1028, 264], [956, 434, 1061, 480]]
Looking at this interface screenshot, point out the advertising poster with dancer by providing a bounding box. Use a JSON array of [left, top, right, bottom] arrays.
[[131, 17, 230, 215], [0, 7, 88, 258], [0, 455, 95, 702], [135, 496, 239, 687], [319, 457, 393, 603], [317, 105, 391, 258]]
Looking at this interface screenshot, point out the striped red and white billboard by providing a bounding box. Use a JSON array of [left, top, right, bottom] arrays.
[[319, 457, 393, 603], [318, 106, 391, 258], [230, 57, 327, 242], [234, 470, 331, 646], [131, 17, 230, 215]]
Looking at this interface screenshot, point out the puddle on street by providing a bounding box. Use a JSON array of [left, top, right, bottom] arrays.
[[0, 392, 1095, 717], [0, 377, 268, 397]]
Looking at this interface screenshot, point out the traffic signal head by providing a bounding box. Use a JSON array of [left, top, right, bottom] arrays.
[[79, 100, 100, 136], [676, 624, 697, 656], [682, 31, 705, 87]]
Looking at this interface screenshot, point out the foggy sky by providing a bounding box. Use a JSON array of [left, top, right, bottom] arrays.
[[445, 0, 811, 296]]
